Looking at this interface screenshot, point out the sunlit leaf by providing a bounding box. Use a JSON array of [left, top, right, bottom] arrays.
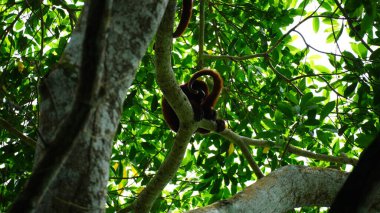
[[312, 17, 320, 33]]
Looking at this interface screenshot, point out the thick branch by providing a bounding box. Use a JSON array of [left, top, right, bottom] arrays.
[[188, 165, 380, 213], [330, 133, 380, 212], [125, 0, 196, 212]]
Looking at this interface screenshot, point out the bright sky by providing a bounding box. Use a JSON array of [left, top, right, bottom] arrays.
[[288, 3, 356, 69]]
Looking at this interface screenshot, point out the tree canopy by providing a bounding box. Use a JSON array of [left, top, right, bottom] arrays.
[[1, 0, 379, 212]]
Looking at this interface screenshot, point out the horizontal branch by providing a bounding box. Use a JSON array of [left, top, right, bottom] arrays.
[[202, 53, 267, 61], [188, 165, 365, 213], [241, 136, 358, 165]]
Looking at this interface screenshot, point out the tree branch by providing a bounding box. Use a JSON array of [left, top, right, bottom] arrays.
[[188, 165, 368, 213], [200, 119, 358, 166], [125, 0, 197, 212], [199, 120, 264, 179], [333, 0, 373, 53], [221, 129, 264, 179], [0, 117, 36, 148], [241, 136, 358, 165]]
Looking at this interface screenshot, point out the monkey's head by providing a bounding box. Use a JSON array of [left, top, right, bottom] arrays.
[[188, 80, 208, 97]]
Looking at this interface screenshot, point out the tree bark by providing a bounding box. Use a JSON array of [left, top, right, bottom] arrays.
[[18, 1, 168, 212], [188, 165, 380, 213]]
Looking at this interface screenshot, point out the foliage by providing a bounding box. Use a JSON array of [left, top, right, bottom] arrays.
[[1, 0, 379, 212]]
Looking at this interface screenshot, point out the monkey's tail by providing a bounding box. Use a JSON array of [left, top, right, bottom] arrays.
[[188, 69, 223, 107], [173, 0, 193, 38]]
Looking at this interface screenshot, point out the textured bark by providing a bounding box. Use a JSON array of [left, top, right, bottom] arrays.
[[188, 165, 380, 213], [123, 0, 198, 212], [29, 1, 168, 212]]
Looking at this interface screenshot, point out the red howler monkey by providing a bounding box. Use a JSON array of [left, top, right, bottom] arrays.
[[162, 69, 225, 134], [153, 0, 192, 50], [173, 0, 193, 38]]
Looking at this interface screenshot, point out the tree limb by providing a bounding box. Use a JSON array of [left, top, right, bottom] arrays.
[[241, 136, 358, 165], [125, 0, 196, 212], [188, 165, 380, 213]]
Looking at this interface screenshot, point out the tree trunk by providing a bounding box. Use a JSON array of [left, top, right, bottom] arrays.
[[31, 1, 168, 212]]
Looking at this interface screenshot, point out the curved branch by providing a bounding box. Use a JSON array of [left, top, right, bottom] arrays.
[[290, 72, 345, 97], [267, 60, 304, 96], [267, 1, 324, 54], [125, 0, 196, 212], [200, 118, 357, 176]]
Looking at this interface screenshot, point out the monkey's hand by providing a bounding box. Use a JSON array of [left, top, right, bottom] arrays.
[[203, 108, 217, 120], [215, 119, 225, 132], [192, 105, 204, 121]]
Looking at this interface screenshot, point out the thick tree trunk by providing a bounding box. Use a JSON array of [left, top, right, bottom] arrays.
[[32, 1, 168, 212]]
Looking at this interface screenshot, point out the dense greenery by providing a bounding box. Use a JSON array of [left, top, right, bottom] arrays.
[[1, 0, 379, 212]]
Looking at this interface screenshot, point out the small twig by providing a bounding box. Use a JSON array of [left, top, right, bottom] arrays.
[[0, 117, 36, 148], [203, 53, 267, 61], [290, 73, 345, 97], [333, 0, 373, 53], [267, 60, 304, 96], [267, 0, 324, 54]]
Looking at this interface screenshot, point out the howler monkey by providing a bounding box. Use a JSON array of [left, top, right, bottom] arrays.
[[173, 0, 193, 38], [162, 69, 225, 134]]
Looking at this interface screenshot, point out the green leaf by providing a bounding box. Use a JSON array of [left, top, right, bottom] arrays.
[[210, 178, 222, 194], [317, 130, 331, 144], [124, 90, 137, 108], [326, 33, 334, 43], [320, 101, 335, 121], [141, 142, 156, 154], [357, 43, 368, 59], [350, 42, 360, 56], [313, 65, 330, 73], [312, 17, 320, 33], [370, 48, 380, 61], [344, 82, 357, 97], [277, 102, 294, 118], [150, 95, 158, 111], [356, 134, 376, 148], [15, 20, 24, 31], [360, 14, 375, 37], [304, 119, 320, 126], [116, 162, 123, 184]]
